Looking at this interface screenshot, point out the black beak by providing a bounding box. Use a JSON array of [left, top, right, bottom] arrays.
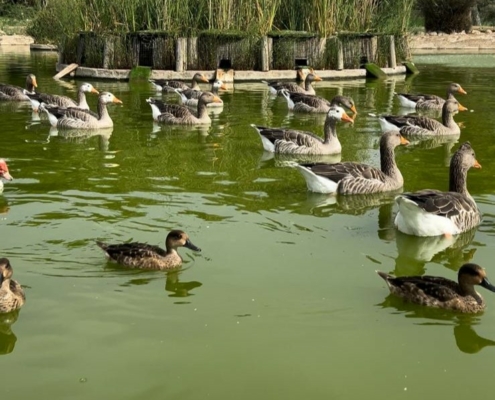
[[481, 278, 495, 292], [184, 239, 201, 252]]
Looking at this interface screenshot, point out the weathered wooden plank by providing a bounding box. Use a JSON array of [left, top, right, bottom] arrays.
[[53, 63, 78, 79]]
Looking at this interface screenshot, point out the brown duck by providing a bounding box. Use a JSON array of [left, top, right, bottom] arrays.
[[0, 258, 25, 314]]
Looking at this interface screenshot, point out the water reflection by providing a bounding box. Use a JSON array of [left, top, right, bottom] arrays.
[[378, 297, 495, 354], [164, 270, 202, 299], [47, 127, 113, 151], [0, 310, 20, 355]]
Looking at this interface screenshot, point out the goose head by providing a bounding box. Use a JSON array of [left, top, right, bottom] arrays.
[[381, 130, 409, 148], [454, 142, 482, 171], [0, 160, 13, 181], [0, 258, 13, 284], [327, 106, 354, 124], [80, 83, 99, 94], [213, 80, 228, 91], [198, 91, 222, 105], [306, 73, 322, 83], [458, 263, 495, 293], [165, 230, 201, 252], [99, 92, 123, 105], [333, 95, 357, 114], [193, 73, 209, 83], [444, 99, 467, 115], [449, 82, 467, 95], [26, 74, 37, 90]]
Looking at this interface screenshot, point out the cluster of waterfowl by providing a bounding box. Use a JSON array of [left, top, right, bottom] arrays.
[[0, 70, 493, 316]]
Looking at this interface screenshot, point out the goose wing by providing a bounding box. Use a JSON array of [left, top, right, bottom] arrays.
[[28, 92, 77, 108], [254, 126, 323, 147], [384, 114, 443, 131], [289, 92, 329, 107], [302, 162, 386, 184], [399, 190, 475, 218], [181, 89, 203, 100], [0, 84, 27, 100], [46, 105, 98, 120]]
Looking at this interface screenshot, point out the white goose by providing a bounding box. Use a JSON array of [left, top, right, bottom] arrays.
[[394, 142, 481, 237]]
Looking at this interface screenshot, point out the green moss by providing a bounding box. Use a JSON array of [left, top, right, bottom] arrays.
[[129, 66, 151, 81], [268, 30, 318, 39]]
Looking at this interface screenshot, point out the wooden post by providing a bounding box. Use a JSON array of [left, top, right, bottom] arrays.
[[261, 36, 270, 72], [175, 37, 187, 72], [103, 37, 114, 69], [187, 37, 198, 70], [337, 39, 344, 70], [388, 35, 397, 68], [76, 33, 85, 65]]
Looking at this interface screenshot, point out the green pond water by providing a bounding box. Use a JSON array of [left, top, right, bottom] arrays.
[[1, 48, 495, 399]]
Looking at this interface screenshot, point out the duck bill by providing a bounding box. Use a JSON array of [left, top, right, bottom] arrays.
[[458, 103, 468, 111], [473, 159, 482, 169], [400, 136, 410, 145], [1, 171, 12, 181], [341, 112, 354, 124], [91, 88, 100, 94], [112, 97, 123, 104], [212, 95, 222, 103], [481, 277, 495, 292], [458, 86, 467, 95], [350, 105, 357, 114], [185, 239, 201, 252]]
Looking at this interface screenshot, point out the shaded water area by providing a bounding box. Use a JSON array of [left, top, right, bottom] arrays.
[[1, 48, 495, 399]]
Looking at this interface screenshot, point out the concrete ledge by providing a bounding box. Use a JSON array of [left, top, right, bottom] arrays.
[[0, 35, 34, 45], [30, 44, 58, 51], [56, 63, 406, 82]]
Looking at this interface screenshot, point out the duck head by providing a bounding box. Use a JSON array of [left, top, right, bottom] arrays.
[[166, 230, 201, 252]]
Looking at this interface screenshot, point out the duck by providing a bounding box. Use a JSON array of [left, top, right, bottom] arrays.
[[377, 263, 495, 313], [396, 82, 467, 110], [280, 89, 357, 114], [373, 99, 466, 136], [40, 91, 122, 129], [0, 74, 37, 101], [295, 130, 409, 194], [146, 92, 222, 124], [0, 258, 25, 314], [394, 142, 481, 237], [251, 105, 354, 155], [0, 159, 13, 194], [149, 73, 209, 92], [97, 230, 201, 270], [262, 72, 322, 95], [175, 79, 227, 108], [25, 82, 99, 112]]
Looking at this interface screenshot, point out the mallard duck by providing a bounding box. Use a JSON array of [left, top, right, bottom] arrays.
[[397, 82, 467, 110], [149, 73, 209, 92], [26, 82, 99, 112], [394, 142, 481, 237], [146, 92, 221, 124], [374, 99, 466, 136], [280, 90, 357, 114], [175, 79, 227, 108], [0, 258, 25, 314], [251, 105, 353, 155], [262, 72, 322, 95], [377, 263, 495, 313], [97, 230, 201, 270], [295, 131, 409, 194], [40, 92, 122, 129], [0, 74, 37, 101], [0, 159, 13, 194]]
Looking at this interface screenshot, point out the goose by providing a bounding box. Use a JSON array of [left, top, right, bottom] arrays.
[[97, 230, 201, 270], [175, 79, 227, 108], [0, 74, 37, 101], [262, 72, 322, 95], [295, 131, 409, 194], [0, 159, 13, 193], [25, 82, 99, 112], [40, 92, 122, 129], [280, 89, 357, 114], [397, 82, 467, 110], [146, 92, 221, 124], [377, 263, 495, 313], [373, 99, 466, 136], [394, 142, 481, 237], [251, 105, 353, 155], [0, 258, 25, 314], [149, 73, 209, 92]]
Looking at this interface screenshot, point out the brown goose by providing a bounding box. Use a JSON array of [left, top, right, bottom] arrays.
[[146, 92, 222, 124], [377, 263, 495, 313], [280, 90, 357, 114], [0, 258, 25, 314], [175, 79, 227, 108], [97, 230, 201, 270], [40, 92, 122, 129], [251, 106, 354, 155], [0, 74, 37, 101], [149, 73, 209, 92], [397, 82, 467, 110], [295, 131, 409, 194], [263, 72, 322, 95], [26, 82, 99, 112], [394, 142, 481, 237], [375, 99, 466, 136]]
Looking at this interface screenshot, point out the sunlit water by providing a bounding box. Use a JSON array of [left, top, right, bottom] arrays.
[[1, 48, 495, 400]]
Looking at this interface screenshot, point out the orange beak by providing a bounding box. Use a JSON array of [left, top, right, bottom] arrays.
[[212, 95, 222, 103], [350, 105, 357, 114], [91, 88, 100, 94], [32, 77, 38, 88], [458, 86, 467, 95], [400, 136, 410, 145], [200, 74, 209, 83], [473, 159, 482, 169], [112, 97, 123, 104], [458, 103, 468, 111], [313, 74, 322, 82], [220, 83, 228, 90], [1, 171, 12, 181], [341, 112, 354, 123]]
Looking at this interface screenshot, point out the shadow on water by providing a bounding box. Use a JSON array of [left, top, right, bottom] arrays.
[[0, 310, 21, 356]]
